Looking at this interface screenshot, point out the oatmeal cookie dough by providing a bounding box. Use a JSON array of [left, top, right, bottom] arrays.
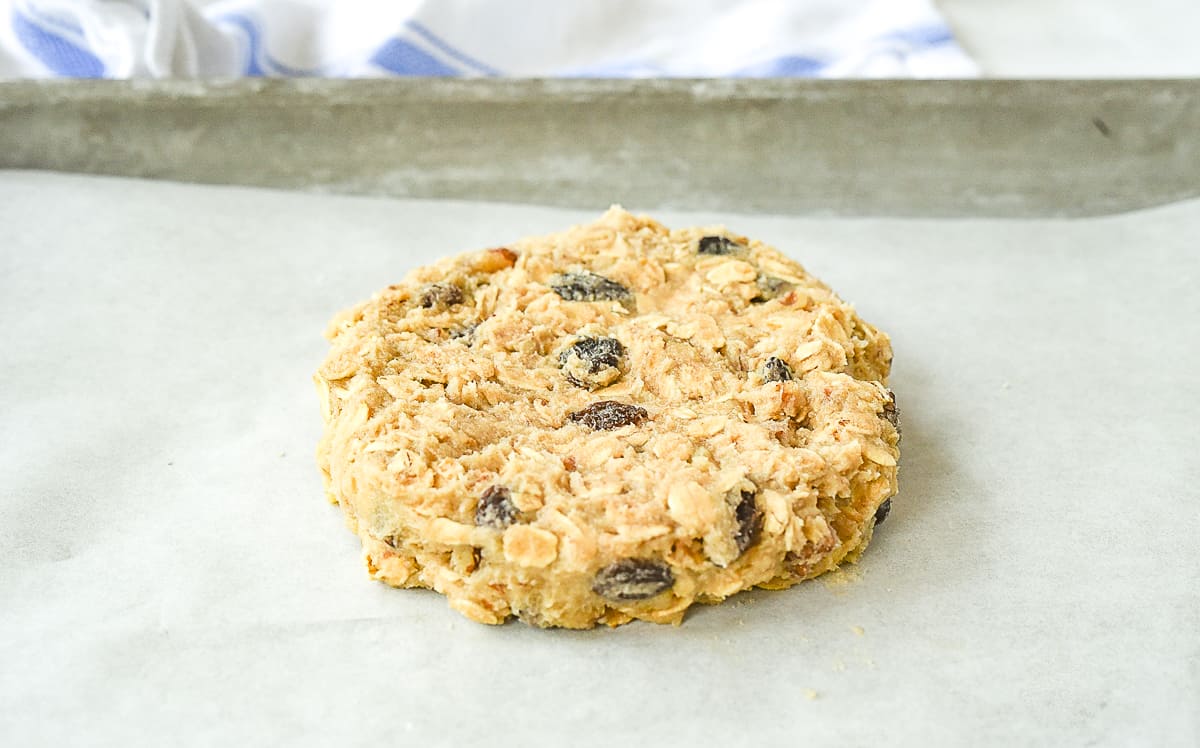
[[315, 207, 899, 628]]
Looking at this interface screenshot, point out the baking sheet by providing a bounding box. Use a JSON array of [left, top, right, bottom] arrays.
[[1, 171, 1197, 746], [3, 80, 1199, 218]]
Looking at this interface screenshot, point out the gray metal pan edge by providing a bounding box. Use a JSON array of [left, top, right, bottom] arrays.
[[0, 79, 1197, 217]]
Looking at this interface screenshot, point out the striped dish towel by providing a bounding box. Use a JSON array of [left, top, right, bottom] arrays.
[[0, 0, 977, 78]]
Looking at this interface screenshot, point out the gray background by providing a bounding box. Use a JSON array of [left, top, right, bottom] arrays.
[[937, 0, 1200, 76]]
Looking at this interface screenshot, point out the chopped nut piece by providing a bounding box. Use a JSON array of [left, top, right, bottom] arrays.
[[474, 247, 518, 272]]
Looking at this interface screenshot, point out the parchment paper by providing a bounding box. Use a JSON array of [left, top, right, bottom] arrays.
[[1, 172, 1197, 747]]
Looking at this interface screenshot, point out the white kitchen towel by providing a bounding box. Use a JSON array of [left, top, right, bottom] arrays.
[[0, 0, 978, 78]]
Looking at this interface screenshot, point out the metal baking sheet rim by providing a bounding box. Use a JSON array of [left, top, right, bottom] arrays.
[[0, 78, 1197, 217]]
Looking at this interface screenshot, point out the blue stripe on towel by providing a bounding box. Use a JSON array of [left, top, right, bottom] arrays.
[[11, 9, 104, 76], [884, 24, 955, 48], [220, 13, 469, 77], [733, 54, 826, 77], [370, 37, 460, 76], [405, 20, 499, 75], [7, 9, 964, 80], [215, 14, 266, 75]]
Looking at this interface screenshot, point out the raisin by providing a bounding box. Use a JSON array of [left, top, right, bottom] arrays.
[[475, 485, 518, 529], [733, 490, 763, 553], [568, 400, 648, 430], [418, 283, 464, 308], [762, 357, 793, 383], [882, 391, 901, 435], [592, 559, 675, 601], [874, 498, 893, 526], [751, 274, 792, 303], [559, 336, 625, 389], [449, 323, 478, 342], [549, 271, 632, 303], [698, 235, 745, 255]]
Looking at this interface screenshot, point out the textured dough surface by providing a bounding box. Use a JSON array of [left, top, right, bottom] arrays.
[[315, 207, 899, 628]]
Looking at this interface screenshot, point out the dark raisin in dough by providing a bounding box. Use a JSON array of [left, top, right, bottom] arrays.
[[751, 273, 792, 303], [762, 357, 794, 383], [558, 337, 625, 389], [882, 391, 900, 434], [549, 271, 632, 302], [698, 236, 745, 256], [475, 485, 519, 529], [592, 559, 675, 601], [449, 323, 478, 342], [568, 401, 648, 430], [733, 490, 763, 553], [418, 283, 464, 308], [874, 498, 892, 526]]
